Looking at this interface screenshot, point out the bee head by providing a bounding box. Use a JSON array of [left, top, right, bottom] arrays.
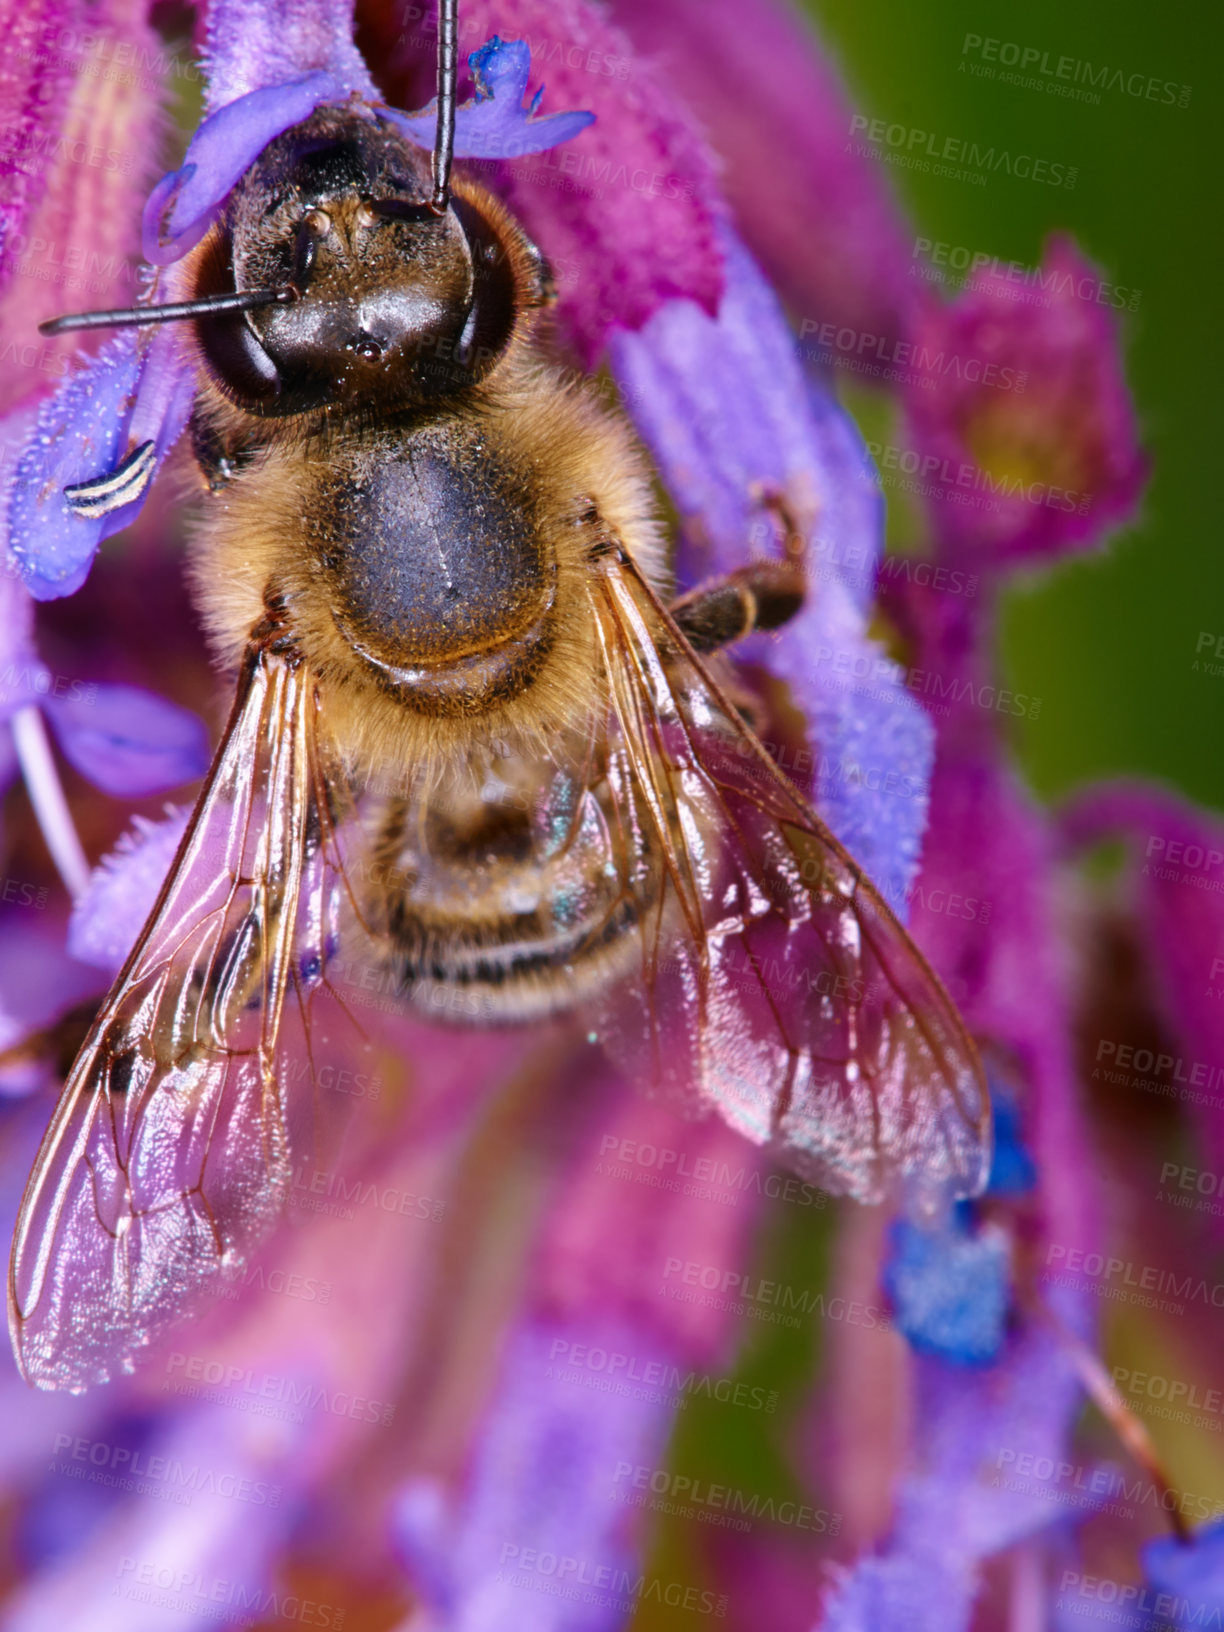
[[35, 6, 545, 416], [192, 108, 551, 416]]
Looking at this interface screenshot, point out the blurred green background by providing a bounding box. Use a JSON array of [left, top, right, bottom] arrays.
[[804, 0, 1220, 813]]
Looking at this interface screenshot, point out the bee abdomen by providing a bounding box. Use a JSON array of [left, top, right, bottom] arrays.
[[385, 892, 644, 1025]]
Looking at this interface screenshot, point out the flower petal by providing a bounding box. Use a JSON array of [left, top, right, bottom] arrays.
[[0, 404, 46, 717], [0, 1, 166, 414], [43, 681, 208, 797], [6, 326, 195, 600], [1060, 781, 1224, 1232], [902, 235, 1146, 568], [610, 230, 932, 902], [534, 1078, 764, 1365], [0, 917, 105, 1095], [395, 1313, 677, 1631], [0, 7, 78, 308], [201, 0, 377, 112], [391, 0, 726, 365], [141, 71, 355, 265], [387, 36, 594, 158], [143, 40, 594, 267], [823, 1311, 1097, 1632], [67, 806, 190, 972], [1144, 1518, 1224, 1621], [608, 0, 918, 354]]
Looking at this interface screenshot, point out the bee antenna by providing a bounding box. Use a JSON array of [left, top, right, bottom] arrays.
[[430, 0, 458, 215], [38, 287, 297, 337]]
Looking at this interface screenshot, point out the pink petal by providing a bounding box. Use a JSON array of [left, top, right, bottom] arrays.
[[0, 0, 170, 418], [902, 235, 1147, 568], [1061, 782, 1224, 1236], [608, 0, 917, 351], [391, 0, 726, 364]]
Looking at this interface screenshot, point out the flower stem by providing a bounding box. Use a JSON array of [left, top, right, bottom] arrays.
[[1042, 1297, 1192, 1544], [11, 705, 90, 899]]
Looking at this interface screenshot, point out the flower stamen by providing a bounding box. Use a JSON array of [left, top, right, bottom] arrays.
[[11, 704, 90, 899]]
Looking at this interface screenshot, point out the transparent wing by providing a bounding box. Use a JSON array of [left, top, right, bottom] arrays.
[[8, 645, 341, 1390], [585, 556, 990, 1208]]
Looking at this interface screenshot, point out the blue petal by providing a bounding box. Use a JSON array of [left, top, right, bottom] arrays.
[[1144, 1519, 1224, 1625], [7, 330, 195, 601], [883, 1212, 1011, 1365], [43, 682, 209, 796], [142, 72, 352, 265], [387, 37, 595, 160]]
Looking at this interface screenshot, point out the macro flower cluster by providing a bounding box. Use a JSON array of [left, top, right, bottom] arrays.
[[0, 0, 1220, 1628]]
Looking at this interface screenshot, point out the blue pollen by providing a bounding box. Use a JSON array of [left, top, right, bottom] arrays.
[[883, 1213, 1011, 1366]]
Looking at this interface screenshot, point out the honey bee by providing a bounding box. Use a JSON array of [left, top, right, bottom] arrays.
[[9, 6, 989, 1390]]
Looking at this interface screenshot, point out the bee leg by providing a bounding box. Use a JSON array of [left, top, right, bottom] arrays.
[[669, 559, 805, 655]]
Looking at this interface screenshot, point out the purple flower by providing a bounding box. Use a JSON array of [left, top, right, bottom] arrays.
[[0, 562, 205, 902], [0, 0, 166, 412], [607, 0, 920, 352], [0, 1, 1202, 1629], [395, 1074, 765, 1626], [901, 236, 1147, 566], [1144, 1520, 1224, 1627], [1061, 783, 1224, 1231]]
